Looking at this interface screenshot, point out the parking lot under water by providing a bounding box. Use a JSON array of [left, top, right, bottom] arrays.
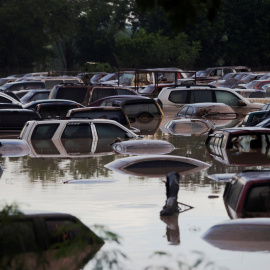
[[0, 109, 270, 270]]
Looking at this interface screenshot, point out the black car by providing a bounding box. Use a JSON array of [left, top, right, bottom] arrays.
[[49, 83, 138, 107], [0, 210, 104, 270], [0, 109, 41, 132], [19, 89, 51, 104], [89, 95, 164, 120], [23, 99, 84, 110]]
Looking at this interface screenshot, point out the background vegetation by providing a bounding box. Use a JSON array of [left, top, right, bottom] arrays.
[[0, 0, 269, 76]]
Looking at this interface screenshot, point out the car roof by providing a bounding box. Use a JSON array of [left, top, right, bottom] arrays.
[[23, 99, 82, 108]]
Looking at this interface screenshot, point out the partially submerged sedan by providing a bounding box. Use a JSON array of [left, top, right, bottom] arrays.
[[105, 155, 210, 177]]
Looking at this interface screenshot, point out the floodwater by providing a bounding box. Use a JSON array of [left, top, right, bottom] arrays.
[[0, 110, 270, 270]]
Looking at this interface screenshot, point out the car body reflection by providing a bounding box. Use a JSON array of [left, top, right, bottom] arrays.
[[27, 138, 116, 158], [111, 140, 175, 155], [223, 170, 270, 219], [164, 119, 214, 136], [0, 139, 30, 157], [202, 218, 270, 252], [105, 155, 211, 177], [130, 117, 163, 135]]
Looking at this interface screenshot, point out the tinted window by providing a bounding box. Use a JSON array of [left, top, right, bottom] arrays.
[[124, 103, 160, 117], [38, 104, 78, 118], [27, 83, 45, 89], [190, 90, 212, 103], [61, 123, 92, 139], [226, 180, 244, 209], [91, 88, 115, 102], [116, 89, 136, 95], [168, 90, 188, 103], [0, 112, 39, 128], [57, 87, 87, 103], [215, 90, 240, 106], [71, 110, 128, 126], [30, 92, 49, 101], [0, 96, 12, 103], [31, 123, 59, 139], [244, 185, 270, 213], [45, 80, 64, 89], [95, 123, 127, 140]]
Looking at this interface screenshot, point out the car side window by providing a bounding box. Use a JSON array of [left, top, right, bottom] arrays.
[[186, 106, 194, 116], [168, 90, 188, 104], [117, 89, 136, 95], [0, 96, 12, 103], [215, 90, 240, 106], [177, 106, 188, 116], [30, 92, 49, 101], [61, 123, 92, 139], [91, 88, 115, 102], [95, 123, 128, 140], [190, 90, 212, 103], [31, 123, 60, 139]]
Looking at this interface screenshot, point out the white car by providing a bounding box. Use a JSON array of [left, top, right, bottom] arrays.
[[19, 119, 140, 142], [157, 86, 264, 116]]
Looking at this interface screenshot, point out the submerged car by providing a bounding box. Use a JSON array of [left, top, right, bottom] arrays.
[[240, 110, 269, 127], [0, 210, 104, 270], [49, 84, 138, 106], [157, 86, 263, 116], [176, 102, 239, 127], [202, 218, 270, 252], [223, 170, 270, 219], [196, 66, 251, 84], [66, 106, 137, 132], [105, 155, 210, 177], [0, 109, 41, 132], [165, 119, 214, 136], [19, 89, 51, 104], [111, 140, 175, 155], [205, 127, 270, 152], [91, 95, 164, 121]]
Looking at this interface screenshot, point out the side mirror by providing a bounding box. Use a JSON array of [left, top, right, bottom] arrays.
[[238, 100, 247, 106]]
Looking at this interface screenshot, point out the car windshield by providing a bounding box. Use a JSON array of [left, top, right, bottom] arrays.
[[246, 80, 261, 89]]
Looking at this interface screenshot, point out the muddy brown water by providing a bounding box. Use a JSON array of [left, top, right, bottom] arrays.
[[0, 110, 269, 270]]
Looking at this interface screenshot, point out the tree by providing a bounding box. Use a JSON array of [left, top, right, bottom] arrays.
[[134, 0, 222, 32]]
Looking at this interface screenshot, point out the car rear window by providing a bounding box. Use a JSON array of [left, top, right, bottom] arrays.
[[0, 112, 40, 128], [168, 90, 188, 104], [71, 110, 129, 126], [56, 87, 87, 103], [123, 103, 160, 117]]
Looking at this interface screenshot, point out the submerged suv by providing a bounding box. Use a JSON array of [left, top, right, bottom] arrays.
[[157, 86, 264, 115]]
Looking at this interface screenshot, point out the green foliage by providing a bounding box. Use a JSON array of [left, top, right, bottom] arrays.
[[83, 62, 116, 73]]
